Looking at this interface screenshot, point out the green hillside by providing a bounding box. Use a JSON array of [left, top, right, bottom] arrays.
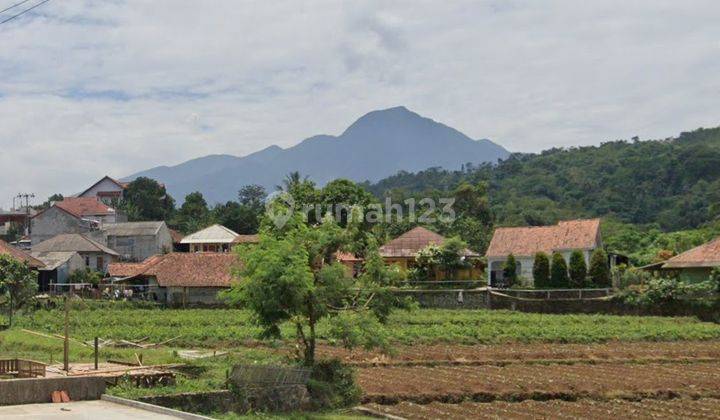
[[364, 126, 720, 264]]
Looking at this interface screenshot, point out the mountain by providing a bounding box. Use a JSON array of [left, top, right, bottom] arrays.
[[125, 106, 510, 203]]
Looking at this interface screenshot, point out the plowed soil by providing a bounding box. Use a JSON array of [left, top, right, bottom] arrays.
[[358, 362, 720, 404], [319, 340, 720, 366], [362, 398, 720, 419]]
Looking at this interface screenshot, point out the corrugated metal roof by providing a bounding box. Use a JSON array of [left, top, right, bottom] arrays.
[[180, 224, 239, 244], [32, 234, 120, 256], [30, 251, 81, 271], [104, 221, 165, 236]]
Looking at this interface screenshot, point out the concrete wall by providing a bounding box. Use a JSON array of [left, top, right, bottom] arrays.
[[677, 267, 713, 283], [0, 376, 105, 405], [105, 225, 172, 262], [31, 207, 90, 245], [79, 178, 124, 205], [77, 251, 116, 273], [165, 287, 226, 306]]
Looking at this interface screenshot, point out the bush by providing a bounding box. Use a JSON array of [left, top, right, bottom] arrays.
[[588, 248, 610, 287], [307, 359, 361, 409], [532, 252, 550, 288], [502, 254, 518, 287], [620, 277, 718, 310], [568, 250, 587, 288], [613, 265, 653, 289], [549, 252, 569, 288]]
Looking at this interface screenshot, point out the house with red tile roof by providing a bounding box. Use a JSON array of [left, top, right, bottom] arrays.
[[485, 219, 602, 287], [30, 198, 121, 245], [108, 252, 240, 305], [338, 226, 483, 280], [78, 176, 129, 205], [0, 238, 44, 268], [655, 237, 720, 282]]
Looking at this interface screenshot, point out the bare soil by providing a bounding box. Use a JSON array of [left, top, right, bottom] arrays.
[[362, 397, 720, 419]]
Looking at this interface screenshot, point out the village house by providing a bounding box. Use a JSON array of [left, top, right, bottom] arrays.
[[108, 252, 239, 305], [181, 224, 239, 252], [338, 226, 482, 280], [30, 251, 85, 291], [30, 197, 122, 245], [0, 238, 44, 269], [651, 237, 720, 282], [31, 233, 119, 273], [485, 219, 602, 287], [77, 176, 128, 205], [102, 221, 174, 262]]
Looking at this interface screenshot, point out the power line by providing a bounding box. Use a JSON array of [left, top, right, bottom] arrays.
[[0, 0, 51, 26], [0, 0, 33, 15]]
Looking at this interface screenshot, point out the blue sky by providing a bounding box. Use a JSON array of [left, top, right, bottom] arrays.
[[1, 0, 720, 208]]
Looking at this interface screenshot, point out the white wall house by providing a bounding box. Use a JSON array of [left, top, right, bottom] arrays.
[[78, 176, 128, 205], [485, 219, 602, 287]]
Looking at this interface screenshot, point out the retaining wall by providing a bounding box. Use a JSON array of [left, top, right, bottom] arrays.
[[0, 376, 105, 406]]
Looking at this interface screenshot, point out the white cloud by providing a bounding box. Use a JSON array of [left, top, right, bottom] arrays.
[[1, 0, 719, 207]]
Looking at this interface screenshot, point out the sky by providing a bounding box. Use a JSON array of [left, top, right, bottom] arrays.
[[1, 0, 719, 209]]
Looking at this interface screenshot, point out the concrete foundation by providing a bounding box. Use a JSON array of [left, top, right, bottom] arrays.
[[0, 376, 106, 406]]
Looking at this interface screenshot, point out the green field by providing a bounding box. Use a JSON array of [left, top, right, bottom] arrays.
[[10, 306, 720, 347], [3, 305, 720, 404]]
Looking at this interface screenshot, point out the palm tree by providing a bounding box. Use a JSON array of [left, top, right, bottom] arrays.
[[276, 171, 308, 191]]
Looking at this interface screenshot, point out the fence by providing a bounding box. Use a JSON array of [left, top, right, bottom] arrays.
[[47, 283, 161, 301], [0, 359, 46, 378], [230, 365, 311, 389]]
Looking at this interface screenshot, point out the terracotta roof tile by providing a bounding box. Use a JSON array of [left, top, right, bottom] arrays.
[[55, 197, 114, 218], [662, 237, 720, 268], [110, 253, 240, 287], [0, 239, 44, 268], [232, 234, 259, 244], [379, 226, 479, 258], [485, 219, 601, 258]]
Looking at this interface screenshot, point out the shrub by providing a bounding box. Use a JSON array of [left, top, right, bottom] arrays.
[[711, 267, 720, 293], [588, 249, 610, 287], [549, 252, 569, 288], [614, 265, 653, 289], [568, 250, 587, 288], [307, 359, 361, 409], [619, 277, 718, 313], [532, 252, 550, 288], [502, 254, 518, 287]]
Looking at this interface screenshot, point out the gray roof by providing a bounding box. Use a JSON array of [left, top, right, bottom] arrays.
[[30, 251, 81, 271], [103, 221, 165, 236], [32, 234, 119, 256]]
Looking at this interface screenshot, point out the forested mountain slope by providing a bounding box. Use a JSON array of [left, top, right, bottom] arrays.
[[366, 126, 720, 232]]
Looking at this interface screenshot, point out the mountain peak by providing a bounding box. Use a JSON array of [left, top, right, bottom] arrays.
[[342, 106, 429, 137], [126, 107, 509, 203]]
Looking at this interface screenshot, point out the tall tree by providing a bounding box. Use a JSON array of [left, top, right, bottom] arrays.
[[175, 192, 210, 233], [0, 255, 38, 327], [502, 253, 518, 287], [121, 177, 175, 221], [533, 252, 550, 288], [224, 204, 406, 366], [550, 252, 569, 288], [568, 250, 588, 288], [588, 248, 611, 287]]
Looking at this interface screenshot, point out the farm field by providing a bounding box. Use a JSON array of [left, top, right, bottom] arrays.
[[357, 362, 720, 403], [318, 340, 720, 365], [4, 305, 720, 418], [12, 306, 720, 347], [362, 398, 720, 419]]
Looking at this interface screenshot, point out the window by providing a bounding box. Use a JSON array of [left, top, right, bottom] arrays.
[[97, 256, 104, 271], [85, 256, 90, 267]]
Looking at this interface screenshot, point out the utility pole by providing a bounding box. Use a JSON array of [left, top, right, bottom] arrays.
[[15, 193, 35, 235], [64, 298, 70, 372]]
